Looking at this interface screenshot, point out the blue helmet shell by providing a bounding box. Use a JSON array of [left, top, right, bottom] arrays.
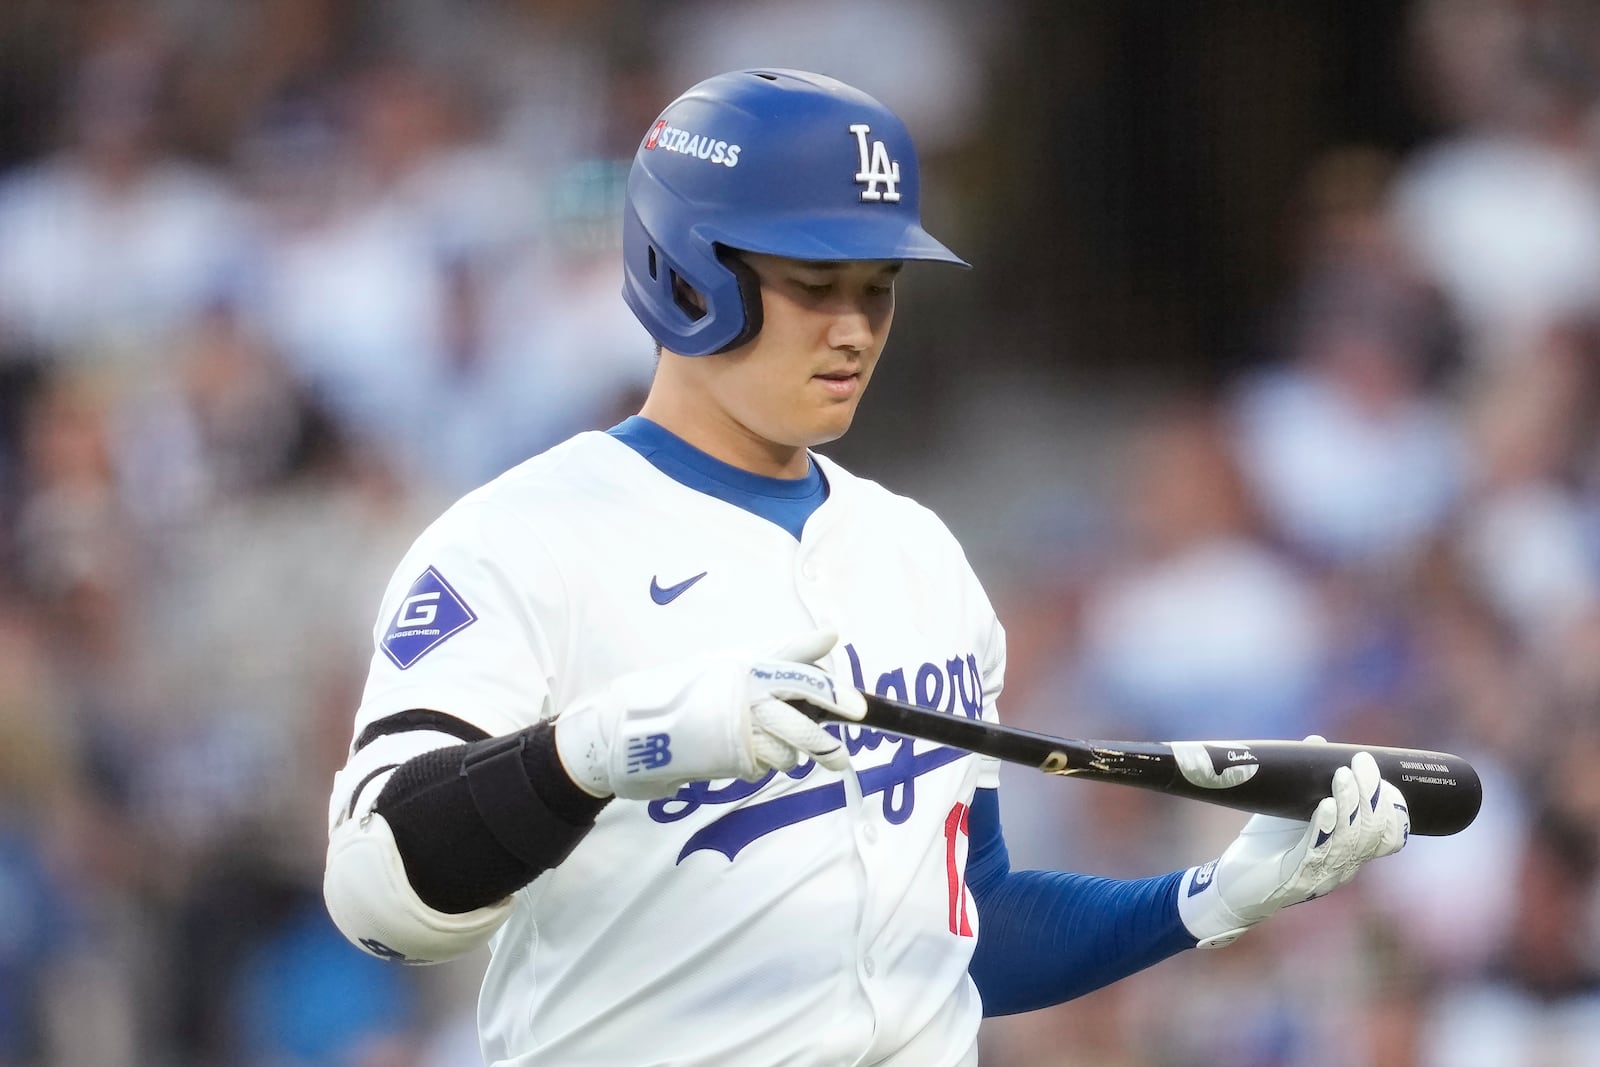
[[622, 68, 968, 356]]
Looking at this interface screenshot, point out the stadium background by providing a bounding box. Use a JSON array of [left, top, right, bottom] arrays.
[[0, 1, 1595, 1063]]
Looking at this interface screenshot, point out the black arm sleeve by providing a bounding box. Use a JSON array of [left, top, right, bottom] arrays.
[[369, 714, 611, 914]]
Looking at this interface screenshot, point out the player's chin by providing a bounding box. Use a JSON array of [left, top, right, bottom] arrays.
[[805, 400, 864, 445]]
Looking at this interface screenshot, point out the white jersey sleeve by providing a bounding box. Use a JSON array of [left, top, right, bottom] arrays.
[[356, 492, 566, 741], [327, 490, 569, 836]]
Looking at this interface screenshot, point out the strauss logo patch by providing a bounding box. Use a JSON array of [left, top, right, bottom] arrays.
[[643, 120, 742, 168]]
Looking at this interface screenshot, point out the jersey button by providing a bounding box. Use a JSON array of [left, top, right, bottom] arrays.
[[860, 824, 878, 844], [800, 561, 818, 580], [862, 957, 877, 977]]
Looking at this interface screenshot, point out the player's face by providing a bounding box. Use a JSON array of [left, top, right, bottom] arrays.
[[685, 253, 899, 474]]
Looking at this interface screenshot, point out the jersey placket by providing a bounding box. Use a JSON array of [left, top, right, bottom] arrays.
[[792, 525, 896, 1062], [837, 719, 892, 1067]]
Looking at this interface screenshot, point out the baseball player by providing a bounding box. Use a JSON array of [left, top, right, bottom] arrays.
[[323, 69, 1411, 1066]]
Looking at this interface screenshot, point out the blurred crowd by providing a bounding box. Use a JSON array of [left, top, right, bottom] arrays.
[[983, 3, 1600, 1064], [2, 1, 1599, 1065]]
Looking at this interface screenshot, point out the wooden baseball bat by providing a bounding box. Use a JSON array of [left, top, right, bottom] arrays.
[[796, 691, 1481, 836]]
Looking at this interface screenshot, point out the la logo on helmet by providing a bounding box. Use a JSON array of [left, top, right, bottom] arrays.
[[849, 124, 901, 202]]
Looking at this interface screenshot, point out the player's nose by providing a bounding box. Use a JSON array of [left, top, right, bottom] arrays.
[[827, 306, 875, 353]]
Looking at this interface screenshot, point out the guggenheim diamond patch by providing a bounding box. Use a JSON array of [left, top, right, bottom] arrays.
[[381, 566, 477, 669]]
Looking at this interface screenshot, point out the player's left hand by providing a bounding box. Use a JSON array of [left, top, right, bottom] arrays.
[[1177, 740, 1410, 948], [553, 627, 867, 800]]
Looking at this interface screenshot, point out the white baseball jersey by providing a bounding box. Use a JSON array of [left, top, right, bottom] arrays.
[[333, 429, 1006, 1066]]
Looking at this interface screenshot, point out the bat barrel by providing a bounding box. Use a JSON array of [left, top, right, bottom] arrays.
[[1226, 740, 1483, 837]]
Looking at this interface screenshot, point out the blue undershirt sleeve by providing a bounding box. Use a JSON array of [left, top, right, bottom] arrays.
[[965, 787, 1197, 1016]]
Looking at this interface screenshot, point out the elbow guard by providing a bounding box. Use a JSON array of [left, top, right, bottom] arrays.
[[324, 809, 513, 964]]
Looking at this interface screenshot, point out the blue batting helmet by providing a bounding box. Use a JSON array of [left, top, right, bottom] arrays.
[[622, 68, 968, 357]]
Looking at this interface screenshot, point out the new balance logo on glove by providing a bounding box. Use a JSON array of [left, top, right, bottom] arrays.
[[627, 733, 673, 773]]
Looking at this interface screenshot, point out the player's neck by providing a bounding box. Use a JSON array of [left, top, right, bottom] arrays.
[[636, 393, 810, 480]]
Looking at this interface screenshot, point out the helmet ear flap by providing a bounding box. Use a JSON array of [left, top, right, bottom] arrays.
[[670, 270, 708, 321], [708, 250, 764, 354]]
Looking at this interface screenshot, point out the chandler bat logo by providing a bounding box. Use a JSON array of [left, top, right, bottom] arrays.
[[1169, 741, 1261, 789]]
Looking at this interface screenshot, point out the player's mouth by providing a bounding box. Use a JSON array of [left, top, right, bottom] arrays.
[[812, 368, 861, 399]]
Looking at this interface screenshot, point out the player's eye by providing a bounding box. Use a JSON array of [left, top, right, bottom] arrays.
[[795, 280, 832, 295]]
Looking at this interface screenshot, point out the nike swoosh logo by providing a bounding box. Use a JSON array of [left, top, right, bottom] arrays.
[[650, 571, 708, 605]]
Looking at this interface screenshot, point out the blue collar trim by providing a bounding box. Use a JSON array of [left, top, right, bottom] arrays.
[[608, 416, 827, 539]]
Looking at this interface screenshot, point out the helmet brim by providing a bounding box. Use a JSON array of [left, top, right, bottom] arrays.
[[703, 211, 970, 268]]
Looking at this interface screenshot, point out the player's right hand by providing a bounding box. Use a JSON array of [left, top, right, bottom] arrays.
[[1177, 740, 1410, 948], [552, 628, 867, 800]]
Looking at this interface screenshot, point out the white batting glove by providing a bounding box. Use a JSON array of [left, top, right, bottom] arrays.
[[1177, 742, 1410, 948], [553, 629, 867, 800]]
